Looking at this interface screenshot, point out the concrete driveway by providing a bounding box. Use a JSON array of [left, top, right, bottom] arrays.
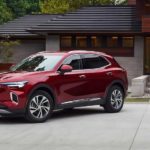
[[0, 103, 150, 150]]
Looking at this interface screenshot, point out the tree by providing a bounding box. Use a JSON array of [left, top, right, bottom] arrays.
[[0, 0, 12, 24], [40, 0, 70, 14], [5, 0, 40, 18], [5, 0, 31, 18], [26, 0, 41, 14], [40, 0, 127, 14], [0, 36, 20, 63]]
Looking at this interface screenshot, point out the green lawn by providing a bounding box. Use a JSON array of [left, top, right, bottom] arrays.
[[125, 98, 150, 103]]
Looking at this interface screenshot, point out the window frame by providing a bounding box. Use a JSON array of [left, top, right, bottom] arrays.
[[58, 54, 82, 71]]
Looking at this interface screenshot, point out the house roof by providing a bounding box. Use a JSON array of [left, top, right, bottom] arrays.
[[29, 6, 140, 34], [0, 6, 141, 37], [0, 14, 59, 37]]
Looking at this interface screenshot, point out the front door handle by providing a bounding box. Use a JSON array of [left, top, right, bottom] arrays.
[[79, 75, 86, 79], [106, 72, 112, 76]]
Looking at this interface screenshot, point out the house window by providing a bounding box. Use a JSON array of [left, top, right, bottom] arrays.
[[91, 36, 102, 48], [60, 35, 134, 57], [122, 37, 134, 48], [60, 36, 72, 48], [76, 36, 87, 48], [107, 36, 118, 48]]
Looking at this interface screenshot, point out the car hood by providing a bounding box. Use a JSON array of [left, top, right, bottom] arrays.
[[0, 71, 52, 82]]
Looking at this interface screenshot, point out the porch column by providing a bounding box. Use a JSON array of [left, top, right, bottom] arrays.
[[46, 35, 60, 51], [134, 36, 144, 76]]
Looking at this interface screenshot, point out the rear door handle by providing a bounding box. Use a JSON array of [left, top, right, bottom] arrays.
[[79, 75, 86, 79], [106, 72, 112, 76]]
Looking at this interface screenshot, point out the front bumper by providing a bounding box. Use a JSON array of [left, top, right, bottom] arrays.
[[0, 85, 27, 115], [0, 105, 25, 116]]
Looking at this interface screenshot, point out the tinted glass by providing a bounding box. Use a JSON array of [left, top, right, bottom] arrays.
[[63, 55, 81, 70], [11, 55, 63, 72], [82, 54, 109, 69]]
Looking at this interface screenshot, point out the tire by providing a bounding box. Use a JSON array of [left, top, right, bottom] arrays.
[[25, 90, 53, 123], [103, 85, 124, 113]]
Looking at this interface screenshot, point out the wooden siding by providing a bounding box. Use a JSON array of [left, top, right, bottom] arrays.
[[142, 16, 150, 32]]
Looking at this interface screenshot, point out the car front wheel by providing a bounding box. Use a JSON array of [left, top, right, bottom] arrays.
[[25, 90, 53, 123], [103, 85, 124, 113]]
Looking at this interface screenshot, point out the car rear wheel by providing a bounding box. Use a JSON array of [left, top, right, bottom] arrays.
[[103, 85, 124, 113], [25, 90, 53, 123]]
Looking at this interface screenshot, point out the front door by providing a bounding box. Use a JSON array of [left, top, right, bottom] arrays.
[[54, 54, 90, 104], [145, 37, 150, 74]]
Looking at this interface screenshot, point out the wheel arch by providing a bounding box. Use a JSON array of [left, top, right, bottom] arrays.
[[104, 80, 126, 100], [26, 84, 56, 109]]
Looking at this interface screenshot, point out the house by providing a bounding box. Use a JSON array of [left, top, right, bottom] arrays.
[[0, 0, 150, 84]]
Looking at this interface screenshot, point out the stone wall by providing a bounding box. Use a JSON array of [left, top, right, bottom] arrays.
[[115, 36, 144, 84], [46, 35, 60, 51]]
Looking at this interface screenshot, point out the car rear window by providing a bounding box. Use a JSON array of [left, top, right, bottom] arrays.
[[82, 54, 109, 69]]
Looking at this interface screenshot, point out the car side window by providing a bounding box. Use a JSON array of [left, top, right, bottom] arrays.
[[62, 55, 81, 70], [82, 54, 109, 69]]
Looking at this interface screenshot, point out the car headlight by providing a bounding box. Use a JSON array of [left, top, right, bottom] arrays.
[[0, 81, 28, 88]]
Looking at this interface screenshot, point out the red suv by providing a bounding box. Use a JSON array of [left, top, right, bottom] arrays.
[[0, 50, 128, 123]]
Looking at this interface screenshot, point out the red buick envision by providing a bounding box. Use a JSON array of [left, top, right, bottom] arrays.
[[0, 50, 128, 123]]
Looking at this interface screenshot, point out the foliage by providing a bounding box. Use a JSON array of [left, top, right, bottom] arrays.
[[26, 0, 41, 14], [0, 36, 20, 63], [5, 0, 40, 18], [40, 0, 70, 14], [40, 0, 127, 14], [0, 0, 12, 24]]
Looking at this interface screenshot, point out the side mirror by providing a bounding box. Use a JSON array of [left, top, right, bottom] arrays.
[[9, 64, 16, 71], [60, 65, 73, 74]]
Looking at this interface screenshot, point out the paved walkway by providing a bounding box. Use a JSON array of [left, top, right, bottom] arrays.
[[0, 103, 150, 150]]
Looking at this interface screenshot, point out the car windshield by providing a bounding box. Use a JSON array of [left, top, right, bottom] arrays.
[[10, 55, 63, 72]]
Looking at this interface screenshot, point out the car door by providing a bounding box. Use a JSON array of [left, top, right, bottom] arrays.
[[54, 54, 91, 104], [81, 54, 113, 98]]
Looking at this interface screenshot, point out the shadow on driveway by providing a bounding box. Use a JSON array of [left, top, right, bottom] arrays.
[[0, 107, 107, 124]]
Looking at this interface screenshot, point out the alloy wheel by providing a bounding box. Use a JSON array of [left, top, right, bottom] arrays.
[[110, 89, 123, 110], [29, 95, 50, 119]]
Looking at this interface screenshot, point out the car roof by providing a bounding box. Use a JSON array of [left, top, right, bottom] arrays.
[[37, 50, 112, 58]]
